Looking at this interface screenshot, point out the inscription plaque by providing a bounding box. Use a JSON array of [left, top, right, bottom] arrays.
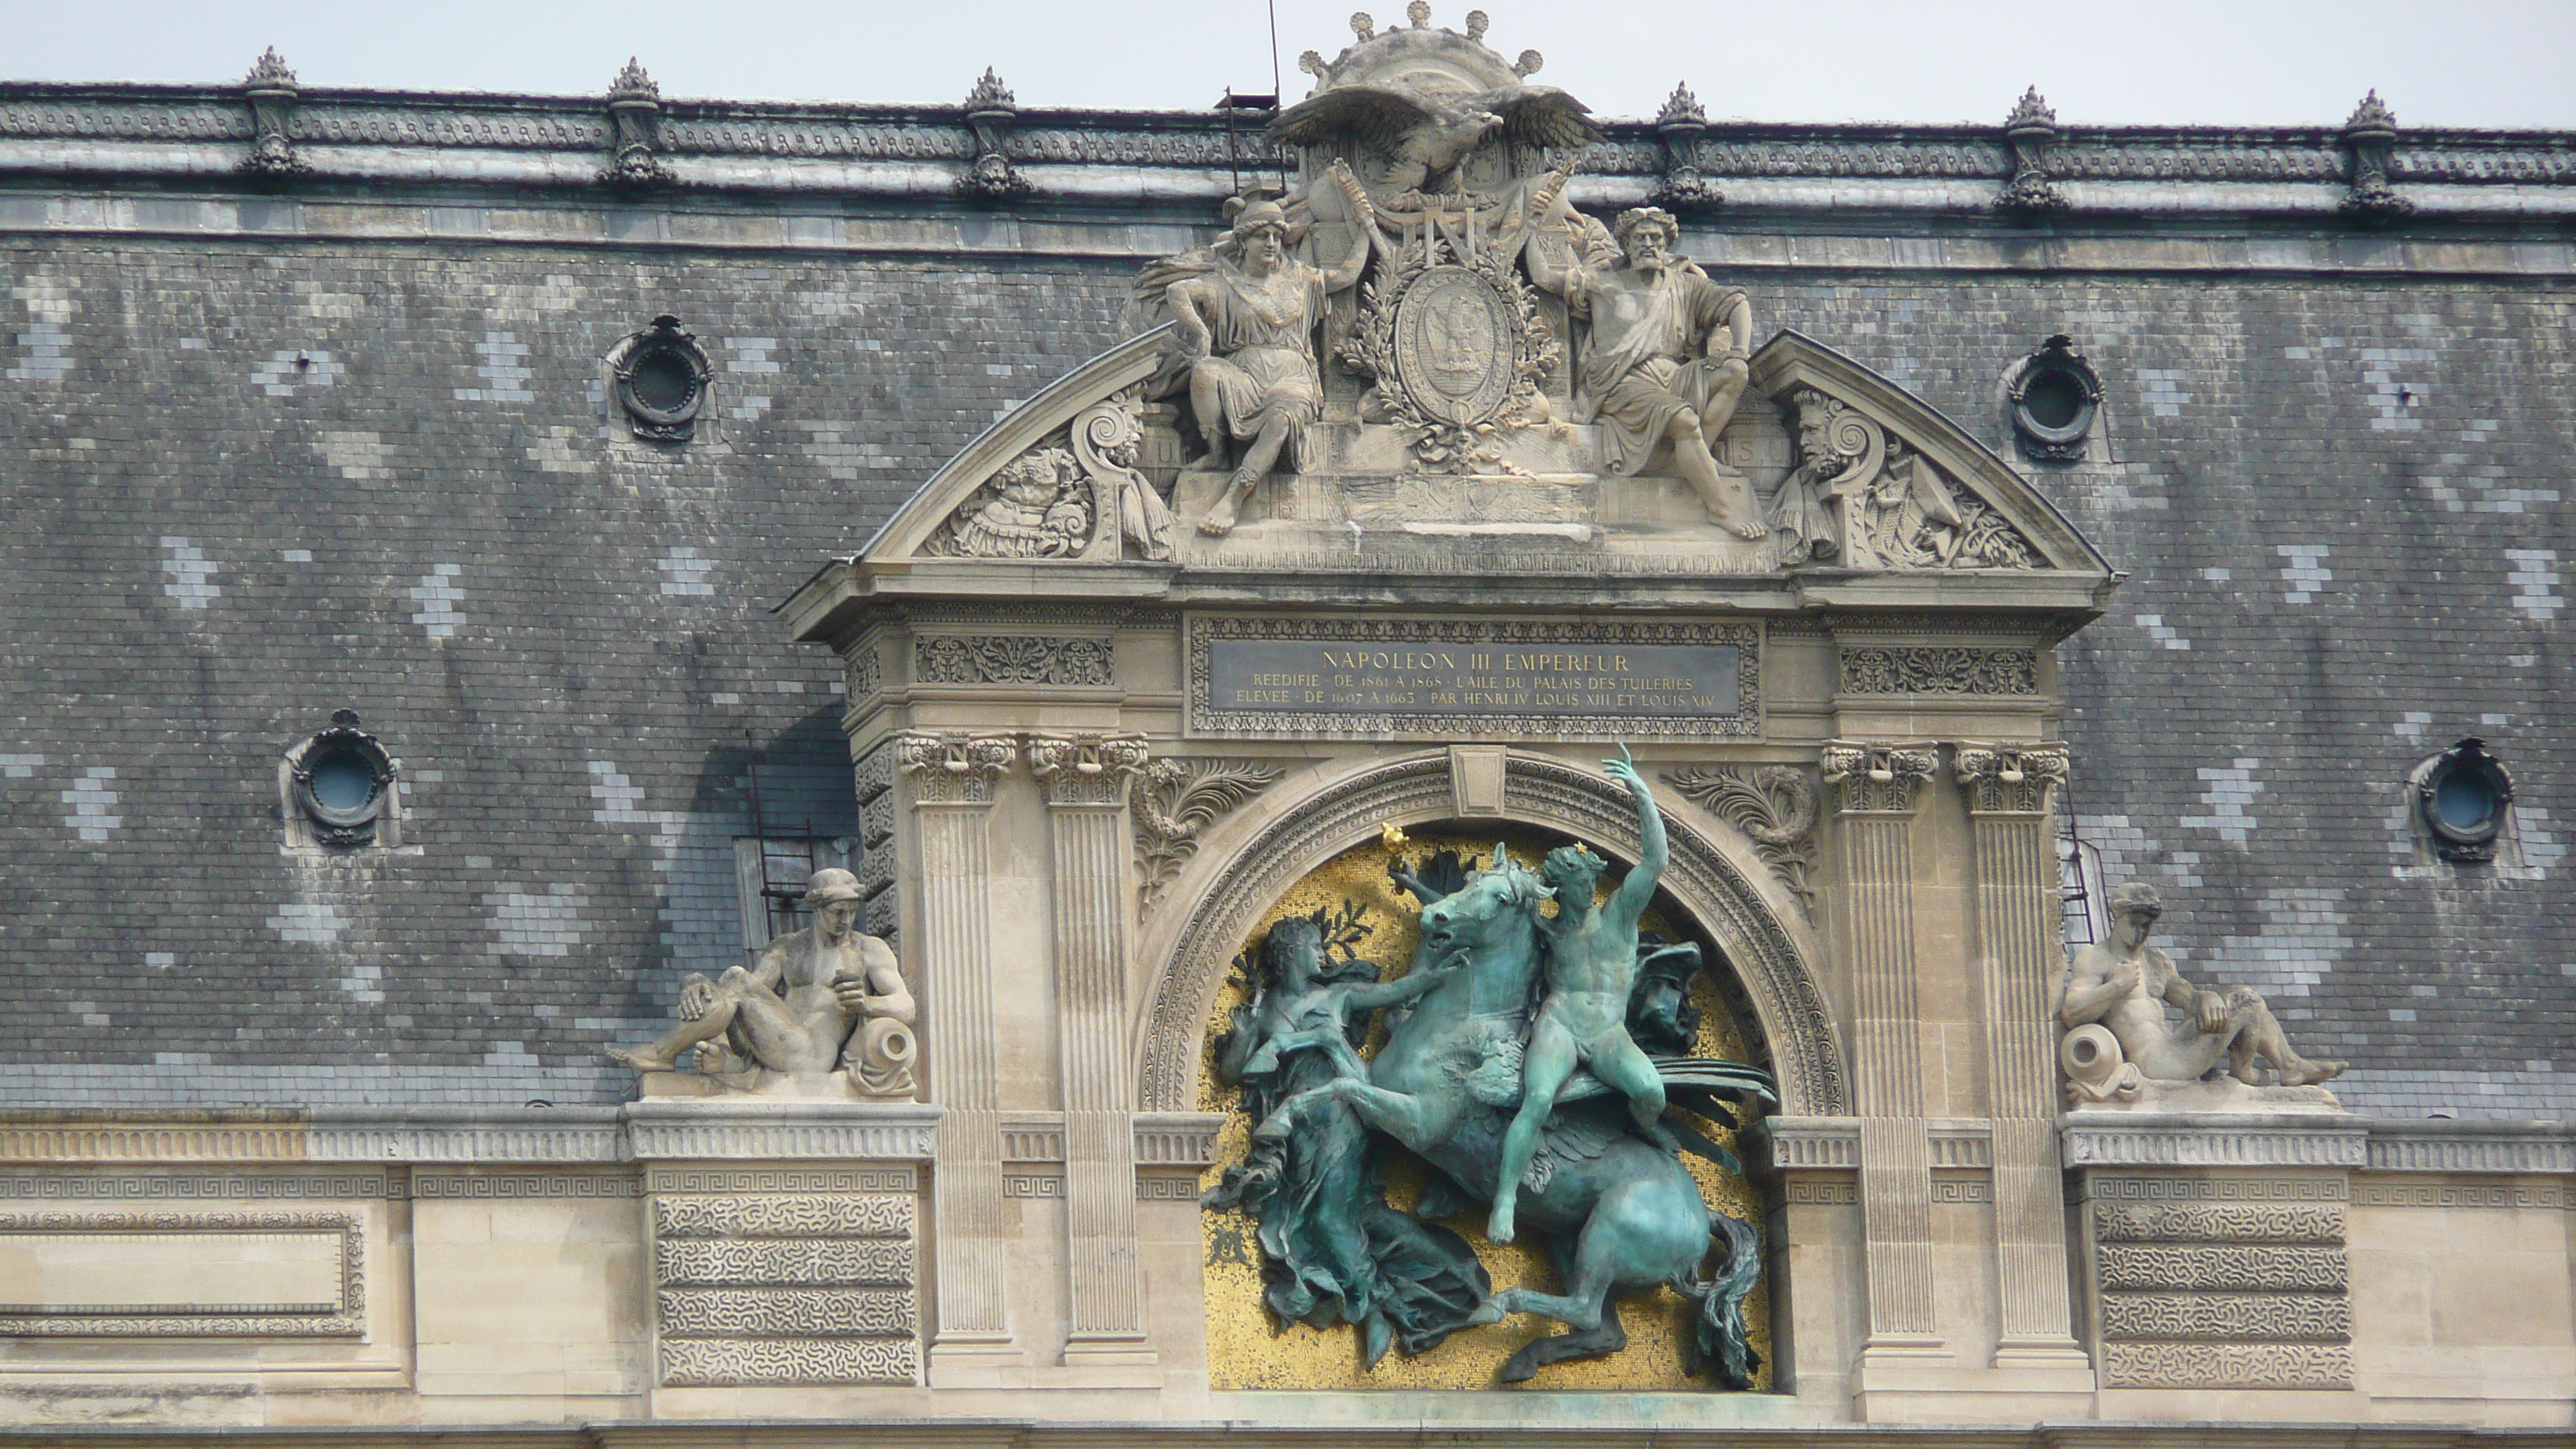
[[1189, 617, 1760, 739]]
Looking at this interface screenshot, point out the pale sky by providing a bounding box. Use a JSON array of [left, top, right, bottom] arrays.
[[5, 0, 2573, 129]]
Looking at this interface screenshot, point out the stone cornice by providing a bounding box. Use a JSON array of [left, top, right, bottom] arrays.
[[2063, 1112, 2372, 1169], [622, 1101, 943, 1161], [2364, 1118, 2576, 1174], [0, 1105, 944, 1166], [0, 1422, 2564, 1449], [0, 80, 2567, 218]]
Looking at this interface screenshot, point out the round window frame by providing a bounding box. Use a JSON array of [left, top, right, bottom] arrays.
[[2417, 738, 2513, 863], [292, 710, 396, 849], [612, 315, 712, 441], [2009, 335, 2102, 462]]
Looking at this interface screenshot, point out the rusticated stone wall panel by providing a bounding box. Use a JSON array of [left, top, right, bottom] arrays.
[[652, 1187, 920, 1386], [2102, 1341, 2352, 1389], [657, 1337, 920, 1386], [2100, 1291, 2351, 1341], [2096, 1244, 2348, 1293], [654, 1236, 914, 1288], [656, 1286, 918, 1337], [2086, 1175, 2352, 1389]]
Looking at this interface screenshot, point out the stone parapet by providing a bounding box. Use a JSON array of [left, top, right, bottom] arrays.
[[0, 79, 2570, 222]]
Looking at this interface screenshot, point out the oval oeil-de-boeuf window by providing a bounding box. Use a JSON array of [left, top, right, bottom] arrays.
[[2433, 767, 2499, 834], [627, 347, 699, 413], [306, 750, 379, 813]]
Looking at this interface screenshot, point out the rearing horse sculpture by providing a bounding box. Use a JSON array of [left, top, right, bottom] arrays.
[[1269, 844, 1773, 1385]]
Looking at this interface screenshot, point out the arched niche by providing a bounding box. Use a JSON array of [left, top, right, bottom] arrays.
[[1133, 749, 1848, 1118]]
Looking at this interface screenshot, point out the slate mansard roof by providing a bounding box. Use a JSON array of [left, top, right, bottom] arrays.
[[0, 68, 2567, 1116]]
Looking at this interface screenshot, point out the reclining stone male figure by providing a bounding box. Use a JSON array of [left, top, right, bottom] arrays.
[[2058, 882, 2344, 1090]]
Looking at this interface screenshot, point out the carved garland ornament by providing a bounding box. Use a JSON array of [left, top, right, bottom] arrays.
[[1130, 756, 1286, 911], [1664, 766, 1819, 914]]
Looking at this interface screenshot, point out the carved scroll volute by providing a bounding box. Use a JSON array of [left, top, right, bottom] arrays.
[[1953, 742, 2071, 817], [893, 731, 1017, 805], [1821, 740, 1940, 815], [1664, 766, 1818, 914], [1025, 732, 1149, 807]]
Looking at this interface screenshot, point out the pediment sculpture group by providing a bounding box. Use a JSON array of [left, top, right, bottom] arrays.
[[923, 5, 2044, 570]]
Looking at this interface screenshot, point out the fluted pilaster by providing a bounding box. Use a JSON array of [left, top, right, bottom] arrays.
[[896, 730, 1019, 1368], [1821, 740, 1947, 1360], [1028, 733, 1154, 1362], [1955, 742, 2088, 1366]]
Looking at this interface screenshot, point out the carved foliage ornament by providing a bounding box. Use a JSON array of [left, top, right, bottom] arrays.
[[957, 68, 1029, 200], [604, 58, 670, 185], [1820, 740, 1939, 814], [1663, 766, 1818, 913], [240, 48, 302, 176], [1026, 732, 1151, 807], [1953, 742, 2071, 815], [2339, 90, 2413, 224], [892, 731, 1016, 805], [913, 635, 1112, 687], [1996, 86, 2070, 215], [1838, 646, 2039, 697], [1132, 757, 1286, 910]]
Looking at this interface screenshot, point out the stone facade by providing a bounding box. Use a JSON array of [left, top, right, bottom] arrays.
[[0, 15, 2569, 1441]]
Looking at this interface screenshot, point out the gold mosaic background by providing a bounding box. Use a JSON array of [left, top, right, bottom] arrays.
[[1198, 828, 1773, 1392]]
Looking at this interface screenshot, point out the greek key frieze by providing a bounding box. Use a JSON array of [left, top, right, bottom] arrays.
[[2092, 1202, 2345, 1245], [2084, 1175, 2347, 1203]]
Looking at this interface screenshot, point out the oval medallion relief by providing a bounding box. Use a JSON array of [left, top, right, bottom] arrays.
[[1392, 265, 1513, 426]]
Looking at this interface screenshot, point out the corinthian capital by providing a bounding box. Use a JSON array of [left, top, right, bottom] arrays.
[[894, 730, 1017, 805], [1953, 741, 2071, 816], [1821, 739, 1940, 815], [1026, 731, 1149, 806]]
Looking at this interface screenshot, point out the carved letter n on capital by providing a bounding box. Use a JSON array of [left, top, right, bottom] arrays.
[[1954, 742, 2071, 817]]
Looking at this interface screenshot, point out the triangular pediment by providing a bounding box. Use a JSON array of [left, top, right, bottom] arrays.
[[1745, 329, 2111, 578], [860, 325, 1175, 568], [856, 324, 2109, 591]]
